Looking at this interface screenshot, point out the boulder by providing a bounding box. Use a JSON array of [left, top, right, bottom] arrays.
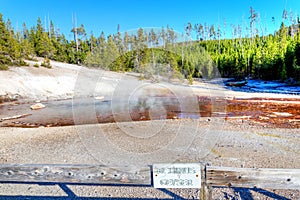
[[30, 103, 46, 110]]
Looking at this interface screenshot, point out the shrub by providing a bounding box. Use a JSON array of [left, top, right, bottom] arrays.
[[28, 57, 38, 62], [41, 57, 52, 68], [0, 64, 8, 70], [33, 63, 40, 68], [17, 60, 29, 66], [187, 74, 194, 85]]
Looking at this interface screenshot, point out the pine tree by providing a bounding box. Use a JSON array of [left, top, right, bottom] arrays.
[[0, 13, 22, 67], [89, 32, 97, 52], [106, 35, 119, 70], [0, 13, 11, 66]]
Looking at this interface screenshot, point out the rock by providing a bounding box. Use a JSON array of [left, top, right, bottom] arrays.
[[94, 96, 105, 100], [66, 92, 74, 96], [269, 114, 277, 118], [226, 80, 247, 87], [30, 103, 46, 110], [259, 116, 269, 120], [272, 112, 293, 117], [0, 93, 19, 103]]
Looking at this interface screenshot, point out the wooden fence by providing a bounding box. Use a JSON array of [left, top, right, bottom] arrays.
[[0, 164, 300, 199]]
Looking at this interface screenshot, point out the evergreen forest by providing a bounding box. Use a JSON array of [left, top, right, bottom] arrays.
[[1, 7, 300, 83]]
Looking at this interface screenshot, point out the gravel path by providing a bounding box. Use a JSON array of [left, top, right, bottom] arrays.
[[0, 119, 299, 199]]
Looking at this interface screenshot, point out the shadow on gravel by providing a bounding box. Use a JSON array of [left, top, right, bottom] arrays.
[[0, 182, 292, 200], [222, 187, 290, 200], [0, 181, 187, 200]]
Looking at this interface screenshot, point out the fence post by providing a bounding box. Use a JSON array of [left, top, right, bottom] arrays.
[[200, 164, 212, 200]]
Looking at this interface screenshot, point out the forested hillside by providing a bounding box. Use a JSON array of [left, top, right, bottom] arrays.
[[0, 7, 300, 83], [200, 22, 300, 81]]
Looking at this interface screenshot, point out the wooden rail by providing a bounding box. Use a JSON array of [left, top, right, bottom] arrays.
[[206, 166, 300, 190], [0, 164, 151, 185], [0, 164, 300, 190]]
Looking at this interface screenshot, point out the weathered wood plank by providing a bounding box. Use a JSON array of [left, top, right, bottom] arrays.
[[206, 166, 300, 189], [0, 114, 31, 121], [2, 164, 300, 190], [0, 164, 151, 185]]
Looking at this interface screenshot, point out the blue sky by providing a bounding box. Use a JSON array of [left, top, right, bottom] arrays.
[[0, 0, 300, 39]]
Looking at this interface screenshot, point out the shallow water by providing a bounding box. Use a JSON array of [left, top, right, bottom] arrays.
[[226, 79, 300, 95], [0, 95, 299, 128], [0, 96, 204, 127]]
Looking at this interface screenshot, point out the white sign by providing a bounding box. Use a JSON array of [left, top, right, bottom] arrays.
[[153, 163, 201, 188]]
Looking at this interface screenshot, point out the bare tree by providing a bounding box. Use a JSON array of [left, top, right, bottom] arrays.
[[249, 7, 257, 43], [72, 13, 79, 53]]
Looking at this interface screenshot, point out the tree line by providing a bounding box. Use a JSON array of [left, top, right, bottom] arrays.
[[0, 7, 300, 83]]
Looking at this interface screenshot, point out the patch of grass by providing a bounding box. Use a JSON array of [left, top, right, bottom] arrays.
[[0, 64, 9, 70], [256, 132, 281, 138], [138, 75, 145, 80], [210, 148, 222, 157], [33, 63, 40, 68]]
